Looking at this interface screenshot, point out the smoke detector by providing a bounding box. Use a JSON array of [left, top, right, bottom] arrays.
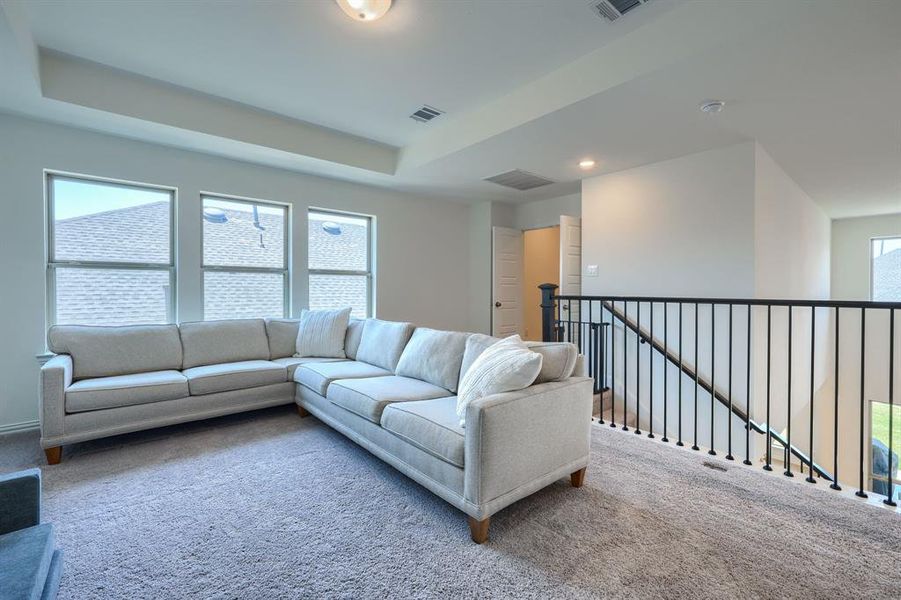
[[699, 100, 726, 114]]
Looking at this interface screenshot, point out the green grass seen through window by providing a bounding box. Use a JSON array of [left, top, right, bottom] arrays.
[[872, 401, 901, 464]]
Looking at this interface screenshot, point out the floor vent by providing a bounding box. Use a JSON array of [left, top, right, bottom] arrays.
[[590, 0, 651, 22], [702, 461, 727, 472], [483, 169, 555, 191], [410, 105, 444, 123]]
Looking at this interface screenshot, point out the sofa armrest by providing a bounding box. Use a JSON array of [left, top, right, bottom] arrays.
[[0, 469, 41, 535], [40, 354, 72, 445], [463, 376, 593, 510]]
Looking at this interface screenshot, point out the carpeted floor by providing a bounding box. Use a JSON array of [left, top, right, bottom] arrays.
[[2, 405, 900, 599]]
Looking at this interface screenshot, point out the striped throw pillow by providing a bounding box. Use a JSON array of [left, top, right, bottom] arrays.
[[295, 308, 352, 358], [456, 335, 543, 427]]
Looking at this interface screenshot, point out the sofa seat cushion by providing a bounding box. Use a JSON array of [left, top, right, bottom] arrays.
[[271, 356, 346, 380], [65, 370, 189, 413], [294, 360, 390, 396], [380, 396, 464, 467], [0, 523, 55, 600], [327, 375, 450, 424], [184, 360, 287, 396]]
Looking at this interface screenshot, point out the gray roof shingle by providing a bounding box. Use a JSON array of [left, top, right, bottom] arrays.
[[53, 202, 370, 324]]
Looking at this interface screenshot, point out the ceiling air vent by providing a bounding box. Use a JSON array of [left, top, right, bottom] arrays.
[[590, 0, 650, 22], [410, 105, 444, 123], [483, 169, 555, 191]]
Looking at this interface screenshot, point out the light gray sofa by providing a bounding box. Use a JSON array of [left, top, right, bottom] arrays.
[[40, 317, 592, 543], [40, 318, 347, 464]]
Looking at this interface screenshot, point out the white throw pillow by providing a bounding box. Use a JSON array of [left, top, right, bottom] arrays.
[[456, 335, 543, 427], [295, 308, 352, 358]]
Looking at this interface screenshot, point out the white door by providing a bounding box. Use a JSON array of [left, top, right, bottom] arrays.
[[492, 226, 523, 337], [559, 216, 582, 343]]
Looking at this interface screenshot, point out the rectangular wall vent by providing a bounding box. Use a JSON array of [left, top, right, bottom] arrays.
[[483, 169, 555, 191], [590, 0, 650, 22], [410, 105, 444, 123]]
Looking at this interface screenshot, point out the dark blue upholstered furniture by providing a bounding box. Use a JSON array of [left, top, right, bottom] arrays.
[[0, 469, 63, 600]]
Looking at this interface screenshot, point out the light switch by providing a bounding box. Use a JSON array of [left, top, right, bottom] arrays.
[[585, 264, 599, 277]]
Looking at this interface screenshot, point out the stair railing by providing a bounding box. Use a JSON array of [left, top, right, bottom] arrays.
[[539, 283, 901, 506]]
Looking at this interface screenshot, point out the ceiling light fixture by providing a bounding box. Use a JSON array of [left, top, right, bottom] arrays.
[[335, 0, 392, 22], [579, 159, 596, 169], [699, 100, 726, 114]]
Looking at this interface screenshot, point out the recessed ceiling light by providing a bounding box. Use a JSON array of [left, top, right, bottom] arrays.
[[335, 0, 392, 22], [699, 100, 726, 114], [579, 159, 596, 169]]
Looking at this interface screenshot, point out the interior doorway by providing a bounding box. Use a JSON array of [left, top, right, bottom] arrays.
[[522, 226, 560, 341]]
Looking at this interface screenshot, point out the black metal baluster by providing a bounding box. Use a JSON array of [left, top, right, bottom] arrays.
[[726, 304, 734, 461], [709, 304, 716, 456], [663, 302, 669, 443], [785, 306, 794, 478], [744, 305, 753, 466], [806, 307, 817, 483], [764, 305, 773, 471], [588, 302, 594, 383], [677, 303, 684, 447], [886, 310, 897, 506], [623, 301, 630, 431], [693, 303, 700, 451], [830, 308, 842, 490], [856, 308, 868, 498], [649, 302, 655, 438], [567, 299, 573, 343], [636, 301, 642, 435], [610, 302, 617, 429]]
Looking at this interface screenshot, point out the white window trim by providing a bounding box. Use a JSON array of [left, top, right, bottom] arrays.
[[201, 192, 291, 320], [45, 170, 178, 327], [869, 235, 901, 302], [308, 207, 374, 318]]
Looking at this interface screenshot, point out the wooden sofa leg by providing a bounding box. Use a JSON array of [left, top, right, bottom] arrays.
[[570, 467, 587, 488], [468, 516, 490, 544], [296, 405, 310, 418], [44, 447, 62, 465]]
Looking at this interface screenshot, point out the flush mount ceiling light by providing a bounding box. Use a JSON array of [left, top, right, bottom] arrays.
[[699, 100, 726, 114], [579, 159, 596, 170], [335, 0, 392, 22]]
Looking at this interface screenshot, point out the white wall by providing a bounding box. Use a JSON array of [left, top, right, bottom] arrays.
[[513, 193, 580, 231], [0, 114, 474, 431], [832, 214, 901, 300], [581, 142, 757, 297], [580, 141, 832, 463]]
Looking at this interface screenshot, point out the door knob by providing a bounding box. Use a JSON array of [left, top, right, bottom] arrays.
[[495, 302, 502, 308]]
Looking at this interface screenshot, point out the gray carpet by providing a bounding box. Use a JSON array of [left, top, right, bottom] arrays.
[[2, 406, 900, 599]]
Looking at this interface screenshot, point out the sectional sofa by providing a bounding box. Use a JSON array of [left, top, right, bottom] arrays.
[[41, 317, 593, 542]]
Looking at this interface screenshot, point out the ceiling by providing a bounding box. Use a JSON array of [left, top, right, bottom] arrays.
[[0, 0, 899, 217]]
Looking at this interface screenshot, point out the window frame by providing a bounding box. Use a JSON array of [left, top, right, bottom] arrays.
[[869, 235, 901, 301], [308, 207, 374, 318], [200, 192, 291, 320], [45, 171, 178, 327], [868, 399, 900, 502]]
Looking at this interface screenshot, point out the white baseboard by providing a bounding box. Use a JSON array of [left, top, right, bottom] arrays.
[[0, 420, 39, 434]]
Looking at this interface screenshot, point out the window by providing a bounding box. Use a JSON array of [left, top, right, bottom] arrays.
[[47, 174, 175, 326], [871, 237, 901, 301], [202, 195, 289, 320], [870, 400, 900, 503], [308, 209, 372, 318]]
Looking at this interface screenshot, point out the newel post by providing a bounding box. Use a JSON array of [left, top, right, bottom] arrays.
[[539, 283, 559, 342]]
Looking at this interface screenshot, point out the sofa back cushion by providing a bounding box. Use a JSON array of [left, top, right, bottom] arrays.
[[179, 319, 270, 369], [458, 334, 579, 386], [344, 319, 365, 360], [48, 324, 183, 380], [395, 328, 469, 393], [355, 319, 415, 371], [526, 341, 579, 383], [265, 318, 299, 359]]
